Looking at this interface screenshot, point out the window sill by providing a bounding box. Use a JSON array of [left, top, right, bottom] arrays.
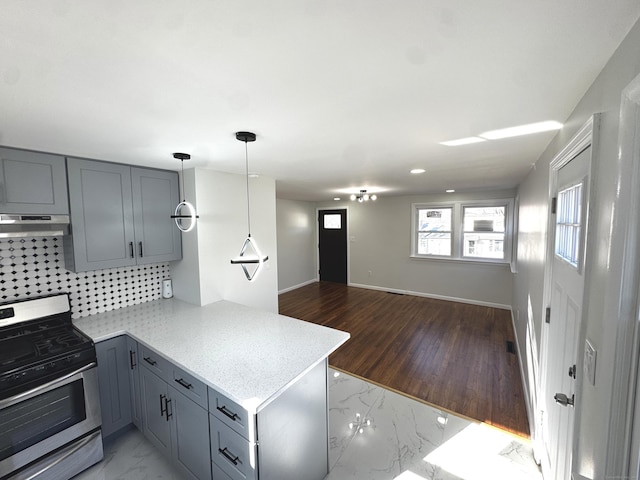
[[409, 255, 512, 268]]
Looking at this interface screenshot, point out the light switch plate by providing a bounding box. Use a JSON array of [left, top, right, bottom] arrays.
[[584, 339, 597, 386]]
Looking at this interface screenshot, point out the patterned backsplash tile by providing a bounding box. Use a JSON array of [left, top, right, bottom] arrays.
[[0, 236, 169, 319]]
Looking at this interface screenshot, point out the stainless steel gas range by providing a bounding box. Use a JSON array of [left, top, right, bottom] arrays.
[[0, 294, 103, 480]]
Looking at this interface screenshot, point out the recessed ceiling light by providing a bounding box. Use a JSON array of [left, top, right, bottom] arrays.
[[439, 137, 486, 147], [446, 189, 455, 193], [479, 120, 562, 140], [410, 168, 426, 174], [333, 197, 341, 201]]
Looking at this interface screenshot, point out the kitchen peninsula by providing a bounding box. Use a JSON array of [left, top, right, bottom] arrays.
[[74, 298, 350, 480]]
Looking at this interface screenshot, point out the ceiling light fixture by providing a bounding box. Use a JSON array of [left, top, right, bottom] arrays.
[[230, 131, 269, 282], [334, 197, 341, 201], [410, 168, 426, 174], [171, 153, 199, 232], [479, 120, 562, 140], [350, 190, 377, 203], [446, 189, 455, 193], [440, 137, 486, 147]]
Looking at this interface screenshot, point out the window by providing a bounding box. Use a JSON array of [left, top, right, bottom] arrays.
[[555, 183, 583, 267], [462, 206, 505, 259], [323, 214, 342, 229], [416, 207, 452, 256], [411, 200, 513, 263]]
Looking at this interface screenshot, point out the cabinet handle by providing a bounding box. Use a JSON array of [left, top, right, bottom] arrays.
[[175, 378, 193, 390], [160, 394, 167, 417], [216, 405, 239, 421], [129, 242, 134, 258], [144, 356, 157, 366], [139, 241, 143, 258], [165, 397, 172, 421], [218, 447, 239, 466], [129, 350, 136, 370]]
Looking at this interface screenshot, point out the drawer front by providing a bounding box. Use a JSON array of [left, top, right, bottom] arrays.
[[139, 344, 171, 382], [210, 417, 256, 480], [209, 388, 253, 440], [172, 365, 208, 409]]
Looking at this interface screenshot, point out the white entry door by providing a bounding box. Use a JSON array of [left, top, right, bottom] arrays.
[[541, 143, 591, 480]]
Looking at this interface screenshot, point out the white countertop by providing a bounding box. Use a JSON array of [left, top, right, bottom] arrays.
[[73, 298, 349, 414]]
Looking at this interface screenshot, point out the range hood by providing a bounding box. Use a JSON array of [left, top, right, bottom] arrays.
[[0, 214, 70, 238]]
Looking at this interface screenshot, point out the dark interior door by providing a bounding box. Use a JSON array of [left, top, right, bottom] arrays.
[[318, 209, 347, 284]]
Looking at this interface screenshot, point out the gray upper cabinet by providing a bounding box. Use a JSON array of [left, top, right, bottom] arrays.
[[131, 167, 182, 265], [65, 158, 181, 272], [0, 147, 68, 214]]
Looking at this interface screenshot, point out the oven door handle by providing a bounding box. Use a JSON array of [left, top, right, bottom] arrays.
[[0, 362, 97, 408], [18, 430, 101, 480]]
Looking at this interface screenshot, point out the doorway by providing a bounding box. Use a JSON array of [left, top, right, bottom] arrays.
[[539, 117, 596, 480], [318, 209, 348, 284]]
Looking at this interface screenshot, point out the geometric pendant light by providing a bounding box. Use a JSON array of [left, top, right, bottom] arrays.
[[170, 152, 199, 232], [230, 131, 269, 281]]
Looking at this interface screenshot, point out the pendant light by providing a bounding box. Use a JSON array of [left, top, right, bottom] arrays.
[[171, 152, 199, 232], [230, 131, 269, 281]]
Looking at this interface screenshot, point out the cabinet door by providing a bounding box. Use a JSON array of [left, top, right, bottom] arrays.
[[96, 336, 132, 438], [126, 336, 143, 429], [170, 386, 211, 480], [131, 168, 182, 264], [0, 148, 69, 215], [141, 367, 172, 458], [66, 158, 136, 271]]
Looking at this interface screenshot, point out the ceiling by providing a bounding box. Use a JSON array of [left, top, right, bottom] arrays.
[[2, 1, 639, 202]]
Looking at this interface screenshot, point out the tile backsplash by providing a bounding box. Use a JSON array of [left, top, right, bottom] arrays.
[[0, 236, 169, 319]]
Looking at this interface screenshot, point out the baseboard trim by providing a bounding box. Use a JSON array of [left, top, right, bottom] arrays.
[[278, 279, 318, 295], [348, 282, 512, 310], [509, 309, 535, 439]]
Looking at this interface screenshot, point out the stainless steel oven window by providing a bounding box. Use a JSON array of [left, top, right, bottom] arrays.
[[0, 378, 87, 461], [0, 364, 102, 479]]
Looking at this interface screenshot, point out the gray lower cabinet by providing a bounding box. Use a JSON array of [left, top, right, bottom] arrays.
[[64, 157, 181, 272], [141, 361, 211, 480], [126, 337, 143, 429], [0, 147, 69, 215], [96, 336, 133, 438], [209, 359, 329, 480]]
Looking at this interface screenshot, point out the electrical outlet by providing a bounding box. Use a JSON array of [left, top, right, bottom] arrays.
[[584, 339, 597, 386], [367, 270, 372, 277]]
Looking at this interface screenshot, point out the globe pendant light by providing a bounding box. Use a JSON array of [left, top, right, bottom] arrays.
[[230, 131, 269, 281], [170, 152, 199, 232]]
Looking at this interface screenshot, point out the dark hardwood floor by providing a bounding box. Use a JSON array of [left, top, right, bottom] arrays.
[[278, 281, 529, 437]]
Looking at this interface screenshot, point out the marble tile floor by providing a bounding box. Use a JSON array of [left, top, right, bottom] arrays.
[[74, 368, 542, 480]]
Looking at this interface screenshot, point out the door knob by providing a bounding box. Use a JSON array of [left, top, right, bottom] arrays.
[[554, 393, 574, 407]]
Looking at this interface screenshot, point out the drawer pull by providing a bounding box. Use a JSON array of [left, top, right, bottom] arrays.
[[175, 378, 193, 390], [143, 356, 157, 366], [217, 405, 239, 421], [129, 350, 137, 369], [165, 397, 173, 421], [160, 394, 167, 416], [219, 447, 239, 466]]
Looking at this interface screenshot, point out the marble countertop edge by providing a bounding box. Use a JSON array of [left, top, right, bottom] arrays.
[[73, 298, 350, 413]]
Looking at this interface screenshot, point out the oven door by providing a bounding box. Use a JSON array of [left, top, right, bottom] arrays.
[[0, 363, 102, 478]]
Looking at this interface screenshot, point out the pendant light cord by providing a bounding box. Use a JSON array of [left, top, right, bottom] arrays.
[[181, 159, 186, 203], [245, 141, 252, 238]]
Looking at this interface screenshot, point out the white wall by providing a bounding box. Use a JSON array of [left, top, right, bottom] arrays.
[[512, 17, 640, 479], [317, 189, 515, 308], [171, 168, 278, 313], [276, 198, 317, 293]]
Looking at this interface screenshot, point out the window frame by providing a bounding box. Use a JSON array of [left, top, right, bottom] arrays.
[[412, 203, 455, 259], [411, 199, 514, 265]]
